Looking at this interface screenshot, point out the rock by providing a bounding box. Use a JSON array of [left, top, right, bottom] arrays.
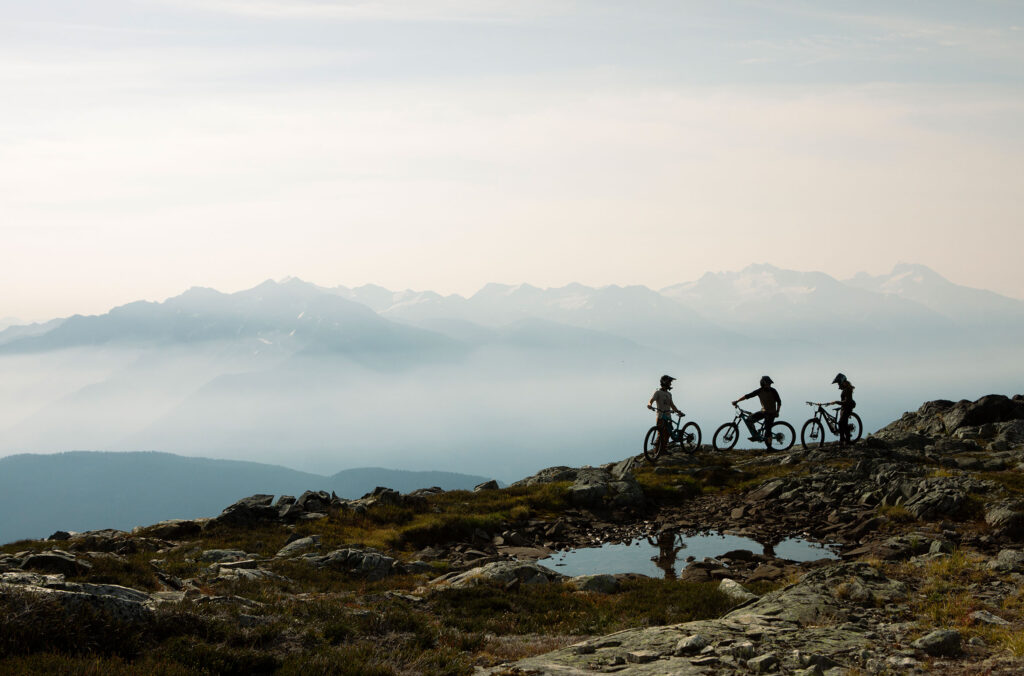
[[970, 610, 1010, 626], [732, 640, 756, 659], [20, 551, 91, 576], [214, 494, 278, 525], [296, 490, 331, 513], [311, 548, 400, 580], [911, 629, 962, 656], [749, 653, 780, 672], [985, 500, 1024, 538], [0, 580, 153, 624], [511, 466, 578, 487], [473, 480, 500, 491], [140, 519, 203, 540], [430, 561, 563, 589], [719, 578, 757, 604], [352, 487, 404, 509], [566, 574, 619, 593], [903, 489, 966, 520], [47, 531, 71, 541], [276, 535, 320, 558], [748, 565, 785, 583], [200, 549, 249, 563], [673, 634, 708, 655], [625, 650, 659, 663], [748, 479, 787, 502], [988, 549, 1024, 572]]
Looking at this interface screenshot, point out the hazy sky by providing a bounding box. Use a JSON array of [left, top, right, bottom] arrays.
[[4, 1, 1024, 320]]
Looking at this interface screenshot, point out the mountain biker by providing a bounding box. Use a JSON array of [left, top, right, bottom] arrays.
[[731, 375, 782, 450], [828, 373, 856, 447], [648, 375, 682, 456]]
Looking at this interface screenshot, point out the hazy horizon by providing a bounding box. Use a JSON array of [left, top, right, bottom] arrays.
[[3, 1, 1024, 321]]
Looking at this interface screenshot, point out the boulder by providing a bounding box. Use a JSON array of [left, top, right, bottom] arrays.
[[985, 500, 1024, 539], [987, 549, 1024, 572], [214, 494, 278, 525], [276, 535, 320, 558], [310, 548, 400, 580], [911, 629, 961, 657], [566, 574, 619, 594], [474, 480, 500, 491], [719, 578, 757, 604]]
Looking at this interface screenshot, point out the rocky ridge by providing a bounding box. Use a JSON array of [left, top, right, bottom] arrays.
[[2, 394, 1024, 674]]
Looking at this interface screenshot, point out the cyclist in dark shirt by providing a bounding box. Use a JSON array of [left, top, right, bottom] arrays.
[[829, 373, 856, 447], [731, 375, 782, 449]]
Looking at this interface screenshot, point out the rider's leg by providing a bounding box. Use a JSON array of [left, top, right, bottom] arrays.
[[747, 411, 765, 440], [657, 415, 671, 454], [838, 407, 851, 445], [763, 413, 777, 450]]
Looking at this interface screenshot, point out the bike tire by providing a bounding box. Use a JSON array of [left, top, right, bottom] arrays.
[[643, 426, 661, 463], [801, 419, 825, 449], [849, 413, 864, 442], [680, 422, 702, 453], [768, 421, 796, 451], [712, 422, 739, 452]]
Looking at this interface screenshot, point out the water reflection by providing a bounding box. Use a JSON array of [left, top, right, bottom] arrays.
[[647, 531, 686, 580], [542, 531, 836, 579]]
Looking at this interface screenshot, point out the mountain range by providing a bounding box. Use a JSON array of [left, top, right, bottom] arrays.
[[1, 263, 1021, 479]]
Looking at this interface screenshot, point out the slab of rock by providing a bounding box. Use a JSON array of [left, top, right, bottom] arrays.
[[20, 551, 91, 576], [479, 562, 901, 675], [214, 494, 278, 525], [430, 561, 563, 589], [749, 653, 780, 672], [673, 634, 708, 655], [138, 519, 203, 540], [970, 610, 1010, 626], [200, 549, 249, 563], [474, 480, 500, 491]]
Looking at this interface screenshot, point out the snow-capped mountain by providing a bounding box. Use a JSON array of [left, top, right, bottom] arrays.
[[846, 263, 1024, 325]]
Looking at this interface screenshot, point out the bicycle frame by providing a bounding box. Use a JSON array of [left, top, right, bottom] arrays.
[[731, 406, 769, 441], [807, 403, 842, 434]]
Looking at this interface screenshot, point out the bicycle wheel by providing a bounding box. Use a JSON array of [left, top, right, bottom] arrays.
[[801, 419, 825, 449], [767, 421, 795, 451], [643, 426, 661, 463], [849, 413, 863, 442], [679, 422, 702, 453], [712, 422, 739, 452]]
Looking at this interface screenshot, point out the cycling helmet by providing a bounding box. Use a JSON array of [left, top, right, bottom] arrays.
[[832, 373, 847, 385], [760, 375, 773, 387], [660, 375, 676, 388]]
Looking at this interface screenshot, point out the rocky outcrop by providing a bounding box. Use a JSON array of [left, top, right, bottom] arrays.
[[483, 562, 910, 674], [876, 394, 1024, 445]]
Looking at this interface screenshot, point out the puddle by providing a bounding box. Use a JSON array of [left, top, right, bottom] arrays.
[[540, 532, 837, 579]]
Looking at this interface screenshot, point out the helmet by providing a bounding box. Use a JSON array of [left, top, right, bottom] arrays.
[[760, 375, 773, 387], [832, 373, 847, 385], [660, 374, 676, 388]]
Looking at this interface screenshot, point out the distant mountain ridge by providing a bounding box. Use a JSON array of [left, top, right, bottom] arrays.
[[0, 451, 497, 544], [1, 263, 1021, 479]]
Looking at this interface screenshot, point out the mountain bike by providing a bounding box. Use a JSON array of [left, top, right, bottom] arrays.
[[643, 409, 702, 463], [711, 404, 795, 452], [801, 402, 863, 449]]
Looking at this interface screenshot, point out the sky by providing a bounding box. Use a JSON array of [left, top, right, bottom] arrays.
[[3, 0, 1024, 321]]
